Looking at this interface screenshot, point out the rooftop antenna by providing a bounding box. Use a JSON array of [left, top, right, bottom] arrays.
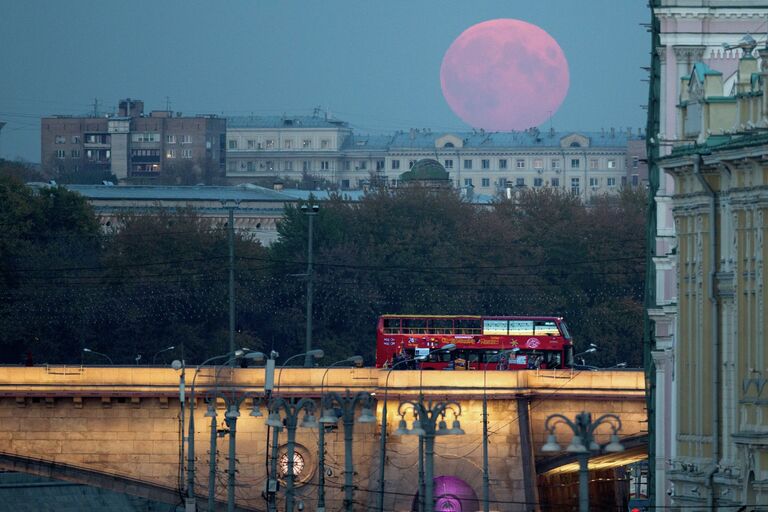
[[92, 97, 99, 117], [165, 96, 172, 112]]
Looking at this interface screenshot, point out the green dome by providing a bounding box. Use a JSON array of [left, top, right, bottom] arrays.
[[399, 158, 449, 182]]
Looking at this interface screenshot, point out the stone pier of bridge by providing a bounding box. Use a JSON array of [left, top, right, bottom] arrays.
[[0, 366, 646, 511]]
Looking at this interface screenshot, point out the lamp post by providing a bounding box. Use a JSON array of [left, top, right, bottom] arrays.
[[377, 356, 414, 512], [82, 347, 113, 365], [300, 203, 319, 368], [153, 345, 175, 365], [318, 356, 364, 512], [541, 411, 625, 512], [171, 360, 189, 509], [319, 390, 376, 511], [276, 349, 325, 392], [265, 397, 319, 512], [481, 348, 519, 512], [394, 398, 465, 512], [186, 349, 261, 511]]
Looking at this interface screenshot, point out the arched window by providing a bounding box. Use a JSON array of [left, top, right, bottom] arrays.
[[570, 141, 581, 148], [443, 142, 455, 148]]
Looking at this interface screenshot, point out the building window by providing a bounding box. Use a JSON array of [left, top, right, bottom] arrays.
[[376, 160, 385, 171], [246, 161, 255, 172], [341, 179, 350, 189], [55, 149, 66, 158], [303, 161, 311, 172], [71, 149, 80, 158], [571, 177, 580, 194], [320, 139, 330, 149], [481, 159, 490, 169], [71, 135, 80, 144], [229, 140, 238, 150], [55, 136, 66, 144], [551, 177, 560, 187], [463, 159, 472, 170], [497, 177, 508, 187], [342, 161, 351, 171], [534, 177, 543, 187], [622, 176, 628, 186], [409, 160, 415, 169], [181, 135, 193, 144], [359, 161, 368, 170], [499, 159, 508, 169], [284, 161, 293, 171], [516, 177, 525, 187], [166, 149, 176, 159], [167, 135, 177, 144], [302, 139, 312, 149], [516, 159, 525, 169], [266, 161, 274, 171], [227, 161, 236, 172], [552, 159, 561, 169], [607, 177, 616, 187], [246, 139, 255, 149], [320, 161, 329, 170], [590, 159, 599, 170], [632, 174, 639, 186], [444, 159, 453, 169], [284, 139, 293, 149], [265, 139, 275, 149], [607, 159, 616, 169], [391, 159, 400, 170], [589, 177, 599, 187], [182, 149, 193, 159], [571, 159, 580, 169], [464, 178, 473, 186], [533, 159, 543, 169], [632, 157, 639, 169], [481, 178, 490, 187], [132, 133, 160, 143]]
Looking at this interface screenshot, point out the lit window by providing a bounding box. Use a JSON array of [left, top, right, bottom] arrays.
[[481, 159, 490, 169], [499, 159, 508, 169], [607, 159, 616, 169], [516, 159, 525, 168], [444, 159, 453, 169], [167, 149, 176, 159], [463, 159, 472, 170]]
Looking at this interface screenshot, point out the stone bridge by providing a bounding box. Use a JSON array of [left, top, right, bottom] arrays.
[[0, 366, 647, 511]]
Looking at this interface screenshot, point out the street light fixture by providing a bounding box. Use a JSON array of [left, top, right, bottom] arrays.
[[82, 348, 113, 365], [276, 349, 325, 392], [152, 345, 176, 365], [394, 398, 464, 512], [319, 390, 376, 512], [541, 411, 624, 512]]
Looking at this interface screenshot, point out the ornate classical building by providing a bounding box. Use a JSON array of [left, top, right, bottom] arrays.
[[659, 36, 768, 509], [650, 2, 768, 507]]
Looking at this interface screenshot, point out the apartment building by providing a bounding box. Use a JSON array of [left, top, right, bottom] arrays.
[[41, 98, 226, 181]]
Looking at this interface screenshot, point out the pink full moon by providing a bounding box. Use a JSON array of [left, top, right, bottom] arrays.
[[440, 19, 570, 131]]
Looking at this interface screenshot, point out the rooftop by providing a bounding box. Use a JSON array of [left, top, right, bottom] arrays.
[[227, 115, 350, 129]]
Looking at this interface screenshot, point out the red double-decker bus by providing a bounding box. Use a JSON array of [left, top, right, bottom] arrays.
[[375, 314, 573, 370]]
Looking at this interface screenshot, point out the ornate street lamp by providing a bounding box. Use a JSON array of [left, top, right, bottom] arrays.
[[541, 411, 625, 512]]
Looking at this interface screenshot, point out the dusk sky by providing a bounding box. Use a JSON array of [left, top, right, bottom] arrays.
[[0, 0, 649, 163]]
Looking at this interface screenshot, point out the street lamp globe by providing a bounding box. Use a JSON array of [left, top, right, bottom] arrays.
[[566, 435, 588, 453], [605, 434, 625, 452], [358, 406, 376, 423], [393, 418, 409, 436]]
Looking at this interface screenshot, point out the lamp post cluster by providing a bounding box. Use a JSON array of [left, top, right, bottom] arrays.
[[541, 411, 625, 512]]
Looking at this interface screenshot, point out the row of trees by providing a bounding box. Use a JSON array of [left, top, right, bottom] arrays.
[[1, 161, 647, 367]]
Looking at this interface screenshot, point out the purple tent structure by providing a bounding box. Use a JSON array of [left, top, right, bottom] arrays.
[[411, 475, 480, 511]]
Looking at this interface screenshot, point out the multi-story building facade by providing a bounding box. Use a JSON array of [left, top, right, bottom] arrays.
[[649, 2, 768, 507], [41, 98, 226, 181], [226, 115, 643, 199], [658, 42, 768, 509]]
